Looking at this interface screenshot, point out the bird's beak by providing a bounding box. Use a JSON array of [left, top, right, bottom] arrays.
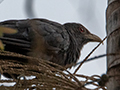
[[86, 33, 102, 43]]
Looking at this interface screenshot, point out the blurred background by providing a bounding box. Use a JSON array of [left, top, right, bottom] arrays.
[[0, 0, 107, 77]]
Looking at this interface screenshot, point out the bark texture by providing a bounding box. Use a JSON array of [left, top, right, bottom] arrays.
[[106, 0, 120, 89]]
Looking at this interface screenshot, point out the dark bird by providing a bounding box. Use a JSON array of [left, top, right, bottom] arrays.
[[0, 18, 102, 68]]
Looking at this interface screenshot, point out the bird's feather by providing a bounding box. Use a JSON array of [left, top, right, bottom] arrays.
[[0, 18, 102, 67], [0, 19, 70, 65]]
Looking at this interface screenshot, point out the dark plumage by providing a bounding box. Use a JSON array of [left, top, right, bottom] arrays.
[[0, 18, 102, 68]]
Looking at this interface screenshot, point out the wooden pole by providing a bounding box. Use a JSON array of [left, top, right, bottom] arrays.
[[106, 0, 120, 89]]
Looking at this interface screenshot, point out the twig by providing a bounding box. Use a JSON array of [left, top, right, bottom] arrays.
[[73, 36, 107, 74], [25, 0, 35, 18], [0, 0, 3, 4], [75, 54, 106, 66], [75, 53, 119, 66]]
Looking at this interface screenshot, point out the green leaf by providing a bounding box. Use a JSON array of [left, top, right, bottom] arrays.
[[0, 40, 4, 50], [0, 26, 18, 50], [0, 26, 18, 35]]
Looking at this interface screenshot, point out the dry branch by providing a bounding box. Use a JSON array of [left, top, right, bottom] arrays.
[[0, 47, 107, 90]]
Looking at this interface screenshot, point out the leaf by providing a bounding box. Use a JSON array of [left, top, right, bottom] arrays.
[[0, 26, 18, 35], [0, 40, 4, 50], [0, 26, 18, 50]]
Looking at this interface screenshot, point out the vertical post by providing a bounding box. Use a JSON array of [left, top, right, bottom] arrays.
[[106, 0, 120, 90]]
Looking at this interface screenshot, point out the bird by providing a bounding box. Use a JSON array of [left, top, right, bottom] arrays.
[[0, 18, 102, 68]]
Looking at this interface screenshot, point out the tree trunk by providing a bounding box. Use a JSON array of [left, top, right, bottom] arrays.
[[106, 0, 120, 90]]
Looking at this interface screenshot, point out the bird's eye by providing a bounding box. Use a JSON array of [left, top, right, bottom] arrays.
[[79, 28, 84, 32]]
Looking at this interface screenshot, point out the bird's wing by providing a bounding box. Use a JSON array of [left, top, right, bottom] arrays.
[[0, 19, 70, 58], [28, 19, 70, 59], [0, 19, 32, 55]]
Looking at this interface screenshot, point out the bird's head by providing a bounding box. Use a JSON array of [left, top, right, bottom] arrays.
[[64, 23, 102, 46]]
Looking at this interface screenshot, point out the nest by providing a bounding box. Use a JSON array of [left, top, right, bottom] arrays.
[[0, 36, 108, 90], [0, 50, 107, 90]]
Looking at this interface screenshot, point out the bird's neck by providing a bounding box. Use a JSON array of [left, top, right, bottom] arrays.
[[65, 31, 84, 66]]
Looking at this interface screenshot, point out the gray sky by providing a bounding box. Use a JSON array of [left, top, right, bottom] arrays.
[[0, 0, 107, 77]]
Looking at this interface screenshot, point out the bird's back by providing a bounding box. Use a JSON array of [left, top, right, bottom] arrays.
[[0, 18, 70, 66]]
